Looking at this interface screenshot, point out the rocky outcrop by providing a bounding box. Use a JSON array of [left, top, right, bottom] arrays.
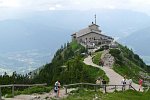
[[101, 50, 115, 68]]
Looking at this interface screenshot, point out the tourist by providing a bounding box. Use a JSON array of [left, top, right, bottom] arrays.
[[99, 59, 104, 67], [54, 81, 58, 97], [121, 76, 126, 90], [58, 81, 61, 97], [102, 78, 107, 91], [139, 78, 143, 91], [101, 60, 104, 67], [54, 81, 61, 97], [128, 79, 132, 89], [96, 79, 101, 85], [102, 79, 106, 85]]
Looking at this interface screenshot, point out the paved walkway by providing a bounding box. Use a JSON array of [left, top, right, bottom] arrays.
[[83, 55, 142, 91]]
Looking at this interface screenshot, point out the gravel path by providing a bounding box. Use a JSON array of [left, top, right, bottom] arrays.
[[4, 88, 75, 100], [83, 55, 142, 92]]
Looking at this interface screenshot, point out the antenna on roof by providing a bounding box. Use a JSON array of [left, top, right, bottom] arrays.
[[95, 14, 96, 24]]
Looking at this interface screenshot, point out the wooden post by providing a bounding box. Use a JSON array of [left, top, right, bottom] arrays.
[[81, 83, 83, 89], [94, 85, 97, 92], [0, 87, 2, 100], [12, 85, 14, 97], [104, 85, 106, 93], [65, 86, 67, 95], [115, 85, 117, 91]]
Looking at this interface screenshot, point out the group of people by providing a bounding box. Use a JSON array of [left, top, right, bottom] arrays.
[[121, 76, 143, 91], [53, 77, 143, 98], [96, 77, 106, 85]]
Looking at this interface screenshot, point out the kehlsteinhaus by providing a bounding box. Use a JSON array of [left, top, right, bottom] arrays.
[[71, 21, 114, 49]]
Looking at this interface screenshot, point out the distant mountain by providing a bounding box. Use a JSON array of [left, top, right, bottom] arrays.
[[121, 27, 150, 56], [120, 27, 150, 65], [0, 10, 150, 52], [0, 19, 70, 52]]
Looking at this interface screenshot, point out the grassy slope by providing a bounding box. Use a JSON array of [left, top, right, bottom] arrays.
[[92, 51, 103, 65], [91, 44, 149, 84], [63, 89, 150, 100], [60, 58, 109, 84], [33, 40, 109, 84], [109, 44, 149, 84], [6, 86, 52, 98]]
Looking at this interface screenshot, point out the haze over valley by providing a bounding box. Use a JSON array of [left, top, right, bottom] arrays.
[[0, 0, 150, 74]]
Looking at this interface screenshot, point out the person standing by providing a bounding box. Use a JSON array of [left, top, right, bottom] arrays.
[[122, 76, 126, 91], [101, 60, 104, 67], [57, 81, 61, 97], [139, 78, 143, 91], [54, 81, 61, 97], [128, 79, 132, 89], [54, 81, 58, 97]]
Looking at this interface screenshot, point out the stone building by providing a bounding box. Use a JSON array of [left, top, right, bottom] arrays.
[[71, 22, 114, 49]]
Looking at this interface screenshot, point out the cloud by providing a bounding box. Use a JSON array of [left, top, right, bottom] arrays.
[[49, 7, 56, 10], [48, 4, 62, 11], [0, 0, 21, 8], [0, 0, 150, 15]]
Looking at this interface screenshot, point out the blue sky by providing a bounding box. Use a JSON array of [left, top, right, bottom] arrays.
[[0, 0, 150, 20]]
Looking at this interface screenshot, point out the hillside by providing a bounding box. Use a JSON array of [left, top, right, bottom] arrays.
[[1, 41, 150, 99], [63, 89, 150, 100], [32, 41, 108, 85], [32, 40, 150, 85], [109, 44, 150, 85]]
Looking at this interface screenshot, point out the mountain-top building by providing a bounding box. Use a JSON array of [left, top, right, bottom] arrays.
[[71, 20, 114, 49]]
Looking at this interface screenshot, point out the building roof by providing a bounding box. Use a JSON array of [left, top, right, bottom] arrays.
[[75, 24, 101, 38], [72, 23, 114, 40]]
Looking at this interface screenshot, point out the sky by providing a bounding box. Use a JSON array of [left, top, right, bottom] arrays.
[[0, 0, 150, 17]]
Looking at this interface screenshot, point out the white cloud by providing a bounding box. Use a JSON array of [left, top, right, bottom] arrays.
[[55, 4, 62, 8], [49, 7, 56, 11], [0, 0, 21, 8]]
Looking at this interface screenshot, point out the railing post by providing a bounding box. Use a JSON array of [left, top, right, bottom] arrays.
[[65, 86, 67, 95], [115, 85, 116, 91], [94, 85, 97, 92], [81, 83, 83, 89], [104, 85, 106, 93], [0, 87, 2, 100], [12, 84, 14, 97]]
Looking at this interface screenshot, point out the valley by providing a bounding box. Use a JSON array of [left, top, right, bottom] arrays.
[[0, 49, 52, 75]]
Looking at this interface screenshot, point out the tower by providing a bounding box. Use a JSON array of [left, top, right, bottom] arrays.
[[95, 14, 96, 24]]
